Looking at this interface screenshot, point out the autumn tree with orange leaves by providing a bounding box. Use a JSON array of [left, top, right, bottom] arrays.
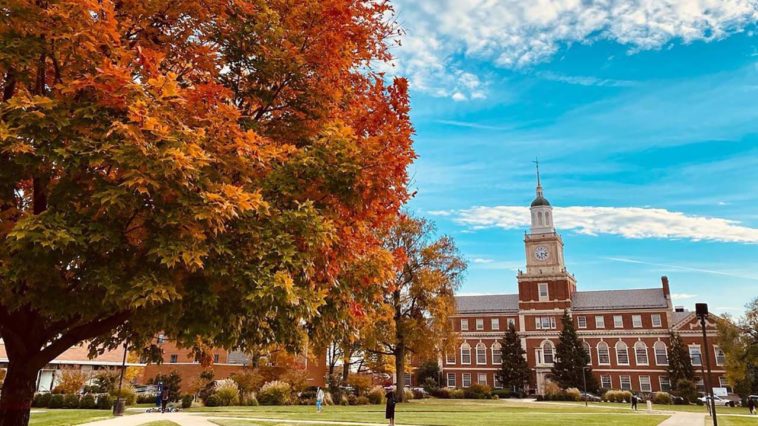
[[0, 0, 414, 424]]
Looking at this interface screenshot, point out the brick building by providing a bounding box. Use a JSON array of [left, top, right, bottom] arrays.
[[443, 173, 726, 395]]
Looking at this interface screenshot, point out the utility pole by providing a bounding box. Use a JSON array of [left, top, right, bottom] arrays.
[[696, 303, 717, 426]]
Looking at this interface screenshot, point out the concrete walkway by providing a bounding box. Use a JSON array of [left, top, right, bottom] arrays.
[[82, 412, 217, 426], [656, 411, 705, 426]]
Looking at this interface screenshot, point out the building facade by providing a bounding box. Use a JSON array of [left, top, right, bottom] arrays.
[[443, 175, 726, 395]]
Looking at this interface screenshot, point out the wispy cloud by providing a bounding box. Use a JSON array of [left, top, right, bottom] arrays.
[[447, 205, 758, 244], [471, 257, 494, 264], [671, 293, 698, 300], [604, 257, 758, 281], [433, 120, 515, 131], [537, 72, 638, 87]]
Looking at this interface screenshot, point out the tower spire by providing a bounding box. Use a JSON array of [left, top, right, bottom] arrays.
[[533, 158, 543, 197]]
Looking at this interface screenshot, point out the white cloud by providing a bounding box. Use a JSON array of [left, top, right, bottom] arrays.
[[471, 257, 494, 264], [390, 0, 758, 97], [671, 293, 698, 300], [451, 205, 758, 243], [537, 71, 638, 87]]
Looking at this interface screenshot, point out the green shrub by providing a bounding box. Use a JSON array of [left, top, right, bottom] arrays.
[[565, 388, 581, 402], [403, 388, 413, 401], [347, 394, 358, 405], [32, 393, 51, 408], [450, 389, 465, 399], [63, 394, 80, 409], [136, 394, 156, 404], [356, 396, 370, 405], [340, 394, 349, 405], [214, 381, 240, 406], [48, 394, 64, 408], [204, 394, 221, 407], [411, 388, 426, 399], [80, 394, 97, 409], [422, 377, 439, 394], [603, 390, 633, 403], [367, 386, 385, 404], [243, 396, 259, 406], [430, 388, 451, 398], [96, 394, 113, 410], [110, 385, 136, 406], [463, 383, 491, 399], [181, 394, 194, 408], [652, 392, 672, 405], [491, 389, 511, 399], [258, 380, 291, 406]]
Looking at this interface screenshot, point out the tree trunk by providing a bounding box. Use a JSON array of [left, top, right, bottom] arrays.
[[394, 345, 405, 403], [0, 365, 38, 426]]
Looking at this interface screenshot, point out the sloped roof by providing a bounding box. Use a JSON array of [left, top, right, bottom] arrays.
[[572, 288, 668, 311], [671, 310, 693, 326], [455, 294, 519, 313]]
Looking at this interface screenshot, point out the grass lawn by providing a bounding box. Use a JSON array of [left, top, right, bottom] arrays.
[[552, 400, 754, 415], [715, 416, 758, 425], [29, 409, 114, 426], [196, 399, 667, 426]]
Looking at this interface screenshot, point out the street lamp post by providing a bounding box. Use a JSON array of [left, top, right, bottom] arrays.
[[113, 340, 128, 416], [582, 366, 588, 407], [696, 303, 718, 426]]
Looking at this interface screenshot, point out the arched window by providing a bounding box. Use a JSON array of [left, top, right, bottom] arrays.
[[616, 341, 629, 365], [476, 343, 487, 365], [654, 341, 668, 366], [542, 341, 554, 364], [538, 211, 544, 225], [582, 341, 592, 365], [545, 211, 550, 226], [634, 342, 648, 365], [460, 343, 471, 365], [491, 342, 502, 365], [597, 342, 610, 365]]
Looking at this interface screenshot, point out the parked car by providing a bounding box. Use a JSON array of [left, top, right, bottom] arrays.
[[697, 395, 732, 406], [580, 392, 601, 402]]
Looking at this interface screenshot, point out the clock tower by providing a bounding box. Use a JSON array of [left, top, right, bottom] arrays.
[[517, 164, 576, 309]]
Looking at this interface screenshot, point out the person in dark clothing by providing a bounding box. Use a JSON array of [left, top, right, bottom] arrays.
[[631, 394, 638, 411], [748, 398, 755, 415], [161, 389, 169, 413], [385, 390, 396, 426]]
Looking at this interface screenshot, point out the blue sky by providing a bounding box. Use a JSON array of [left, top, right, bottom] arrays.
[[386, 0, 758, 317]]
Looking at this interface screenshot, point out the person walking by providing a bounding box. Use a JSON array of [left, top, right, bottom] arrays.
[[631, 394, 638, 411], [316, 387, 325, 413], [748, 397, 755, 415], [385, 390, 396, 426], [161, 388, 170, 413]]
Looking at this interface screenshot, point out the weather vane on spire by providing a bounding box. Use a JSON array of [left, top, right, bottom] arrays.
[[532, 157, 541, 187]]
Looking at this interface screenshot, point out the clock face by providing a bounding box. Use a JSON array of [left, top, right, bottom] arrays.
[[534, 246, 549, 261]]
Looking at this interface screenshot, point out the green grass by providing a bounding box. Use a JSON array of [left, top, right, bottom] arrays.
[[714, 416, 758, 425], [29, 409, 114, 426], [552, 400, 754, 414], [196, 399, 667, 426]]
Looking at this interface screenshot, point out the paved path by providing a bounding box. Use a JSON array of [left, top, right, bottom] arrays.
[[656, 411, 705, 426], [82, 412, 217, 426]]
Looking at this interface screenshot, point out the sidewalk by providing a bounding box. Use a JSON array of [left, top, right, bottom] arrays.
[[82, 412, 217, 426], [656, 412, 705, 426]]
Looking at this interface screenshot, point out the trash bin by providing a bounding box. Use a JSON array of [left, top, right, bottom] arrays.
[[113, 398, 125, 416]]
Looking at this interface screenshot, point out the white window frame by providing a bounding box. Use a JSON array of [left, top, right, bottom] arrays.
[[639, 376, 652, 393], [476, 343, 487, 365], [632, 315, 642, 328], [583, 342, 592, 365], [651, 314, 662, 328], [620, 375, 632, 391], [601, 375, 612, 389], [491, 342, 502, 365], [477, 373, 488, 385], [659, 376, 671, 392], [654, 341, 668, 366], [577, 316, 587, 329], [634, 342, 649, 366], [535, 316, 556, 330], [494, 375, 503, 389], [595, 316, 605, 329], [613, 315, 623, 328], [715, 346, 725, 366], [616, 342, 630, 365], [462, 373, 472, 388], [689, 345, 702, 366], [597, 342, 610, 365], [491, 318, 500, 330], [461, 319, 469, 331], [542, 341, 554, 365], [461, 343, 471, 365], [447, 373, 456, 387], [476, 318, 484, 331], [446, 351, 456, 364], [507, 318, 516, 329], [538, 283, 549, 301]]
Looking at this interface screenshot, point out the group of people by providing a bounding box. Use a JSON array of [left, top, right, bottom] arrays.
[[315, 387, 396, 426]]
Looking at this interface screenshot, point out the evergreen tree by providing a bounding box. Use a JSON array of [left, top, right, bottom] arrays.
[[668, 331, 696, 385], [496, 323, 530, 392], [551, 310, 598, 391]]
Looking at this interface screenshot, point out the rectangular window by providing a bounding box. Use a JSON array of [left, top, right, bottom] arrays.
[[639, 376, 652, 393], [491, 318, 500, 330], [652, 314, 662, 328], [447, 373, 456, 387], [462, 373, 472, 388], [461, 319, 469, 331], [601, 375, 612, 389], [213, 354, 220, 363], [507, 318, 516, 329], [404, 373, 412, 387], [636, 345, 648, 365], [461, 346, 471, 365], [477, 373, 488, 385], [494, 376, 503, 389], [689, 346, 702, 366], [659, 376, 671, 392], [715, 346, 725, 366], [446, 352, 456, 364], [620, 375, 632, 391], [598, 345, 610, 365], [696, 378, 704, 391], [476, 346, 487, 365], [595, 316, 605, 329], [614, 315, 623, 328], [577, 316, 587, 329], [617, 346, 630, 365], [536, 316, 556, 329], [476, 318, 484, 330], [632, 315, 642, 328], [655, 345, 668, 366], [538, 283, 549, 301], [170, 354, 178, 363], [492, 346, 502, 364]]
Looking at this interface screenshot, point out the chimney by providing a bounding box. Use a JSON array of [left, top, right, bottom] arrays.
[[661, 276, 670, 299], [675, 306, 685, 313]]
